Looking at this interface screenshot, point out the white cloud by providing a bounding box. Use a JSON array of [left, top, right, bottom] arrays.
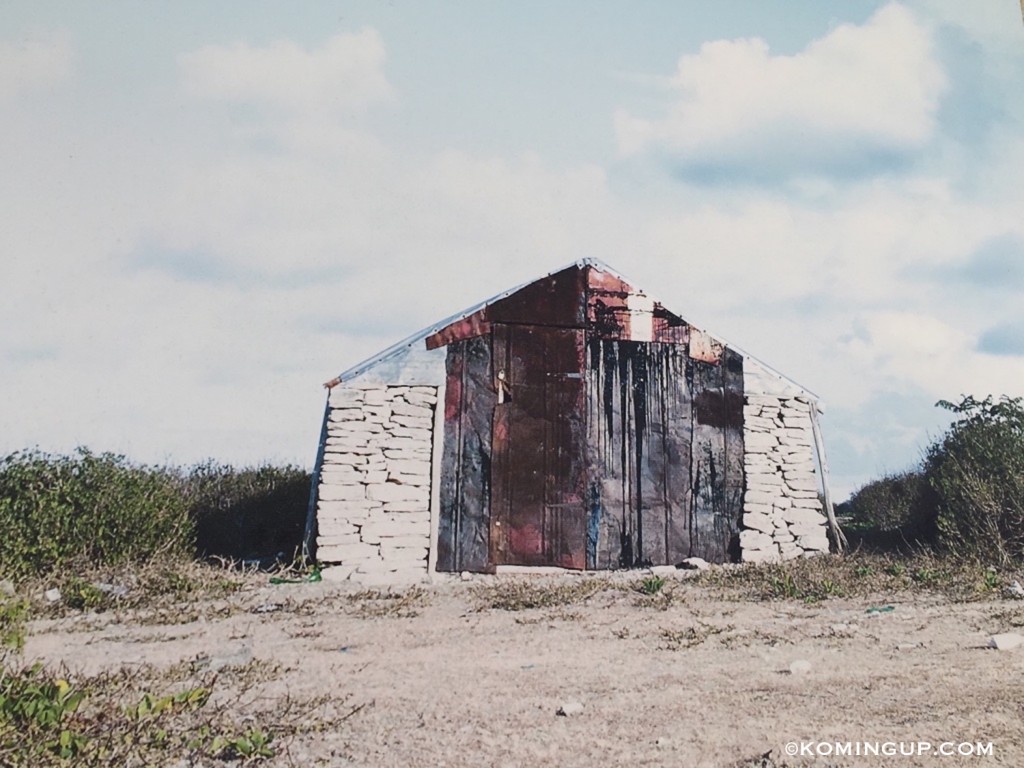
[[179, 28, 393, 115], [615, 3, 946, 175], [0, 30, 72, 104], [842, 310, 1024, 404]]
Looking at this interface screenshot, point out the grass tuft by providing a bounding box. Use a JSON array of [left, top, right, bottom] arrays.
[[472, 577, 612, 611]]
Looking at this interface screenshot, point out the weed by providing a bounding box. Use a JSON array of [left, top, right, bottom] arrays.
[[473, 577, 611, 611], [346, 586, 429, 619], [0, 596, 29, 660], [884, 562, 907, 578], [981, 569, 1000, 592], [0, 660, 361, 766], [637, 575, 666, 595], [658, 622, 730, 650]]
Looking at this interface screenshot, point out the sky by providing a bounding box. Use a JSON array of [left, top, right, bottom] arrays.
[[2, 1, 1023, 500]]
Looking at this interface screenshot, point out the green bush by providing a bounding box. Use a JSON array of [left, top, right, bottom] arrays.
[[0, 450, 191, 581], [184, 461, 310, 564], [0, 449, 312, 581], [844, 468, 931, 538], [925, 395, 1024, 564]]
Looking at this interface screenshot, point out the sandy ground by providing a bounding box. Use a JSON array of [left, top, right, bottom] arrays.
[[22, 571, 1024, 768]]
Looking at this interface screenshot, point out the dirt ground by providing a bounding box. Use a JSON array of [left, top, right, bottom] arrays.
[[23, 569, 1024, 767]]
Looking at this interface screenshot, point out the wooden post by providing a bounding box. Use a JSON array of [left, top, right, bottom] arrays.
[[809, 404, 847, 553]]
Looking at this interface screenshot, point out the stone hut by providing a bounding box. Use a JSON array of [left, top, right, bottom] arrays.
[[304, 260, 838, 584]]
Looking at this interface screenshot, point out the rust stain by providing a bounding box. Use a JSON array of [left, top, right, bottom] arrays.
[[426, 309, 491, 350]]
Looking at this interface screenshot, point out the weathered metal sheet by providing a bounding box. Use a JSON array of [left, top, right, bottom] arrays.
[[584, 265, 689, 344], [491, 323, 587, 568], [424, 311, 491, 350], [688, 340, 744, 562], [585, 339, 694, 568], [432, 261, 745, 570], [722, 348, 746, 559], [488, 265, 588, 329], [436, 336, 495, 572]]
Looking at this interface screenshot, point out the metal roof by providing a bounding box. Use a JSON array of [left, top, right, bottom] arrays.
[[330, 257, 820, 401]]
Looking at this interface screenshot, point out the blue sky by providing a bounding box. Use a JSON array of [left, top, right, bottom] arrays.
[[2, 1, 1022, 498]]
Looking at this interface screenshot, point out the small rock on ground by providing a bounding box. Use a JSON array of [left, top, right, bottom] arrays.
[[556, 700, 584, 717], [988, 633, 1024, 651], [679, 557, 711, 571], [789, 659, 812, 675]]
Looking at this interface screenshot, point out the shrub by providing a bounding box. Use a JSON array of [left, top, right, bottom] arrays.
[[924, 395, 1024, 564], [0, 450, 191, 581], [843, 469, 931, 540], [184, 461, 310, 564]]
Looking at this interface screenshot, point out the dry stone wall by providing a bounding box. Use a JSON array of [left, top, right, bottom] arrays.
[[316, 383, 437, 584], [741, 394, 829, 562]]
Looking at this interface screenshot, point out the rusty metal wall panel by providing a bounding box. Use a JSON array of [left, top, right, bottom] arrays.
[[491, 323, 587, 568], [722, 348, 746, 559], [689, 344, 745, 562], [585, 339, 694, 568], [436, 336, 495, 572], [488, 266, 587, 329], [425, 310, 491, 350]]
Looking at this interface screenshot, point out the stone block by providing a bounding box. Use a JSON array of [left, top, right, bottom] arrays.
[[318, 499, 380, 515], [316, 532, 362, 547], [319, 467, 364, 484], [788, 487, 819, 499], [390, 427, 433, 441], [315, 543, 379, 563], [329, 388, 365, 406], [745, 432, 779, 448], [404, 390, 438, 406], [742, 547, 780, 564], [321, 452, 368, 467], [740, 529, 774, 551], [788, 521, 827, 538], [363, 388, 387, 406], [779, 544, 802, 561], [786, 477, 820, 493], [797, 536, 829, 553], [318, 483, 366, 502], [381, 513, 431, 529], [328, 408, 365, 423], [384, 448, 432, 461], [380, 545, 429, 563], [361, 520, 431, 542], [316, 521, 359, 538], [782, 507, 827, 526], [325, 436, 370, 449], [391, 401, 434, 418], [319, 565, 357, 582], [383, 502, 430, 515], [742, 511, 774, 534], [367, 483, 429, 503], [745, 490, 779, 506], [387, 458, 432, 476], [791, 497, 823, 509], [392, 413, 433, 430], [329, 422, 384, 437], [743, 502, 773, 515]]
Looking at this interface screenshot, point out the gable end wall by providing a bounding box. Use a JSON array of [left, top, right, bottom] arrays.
[[316, 383, 438, 584], [740, 360, 829, 562]]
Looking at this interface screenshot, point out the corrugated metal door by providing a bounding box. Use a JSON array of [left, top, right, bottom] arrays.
[[490, 324, 587, 568]]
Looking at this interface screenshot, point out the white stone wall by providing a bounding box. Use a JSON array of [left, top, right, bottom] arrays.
[[315, 383, 438, 583], [740, 394, 830, 563]]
